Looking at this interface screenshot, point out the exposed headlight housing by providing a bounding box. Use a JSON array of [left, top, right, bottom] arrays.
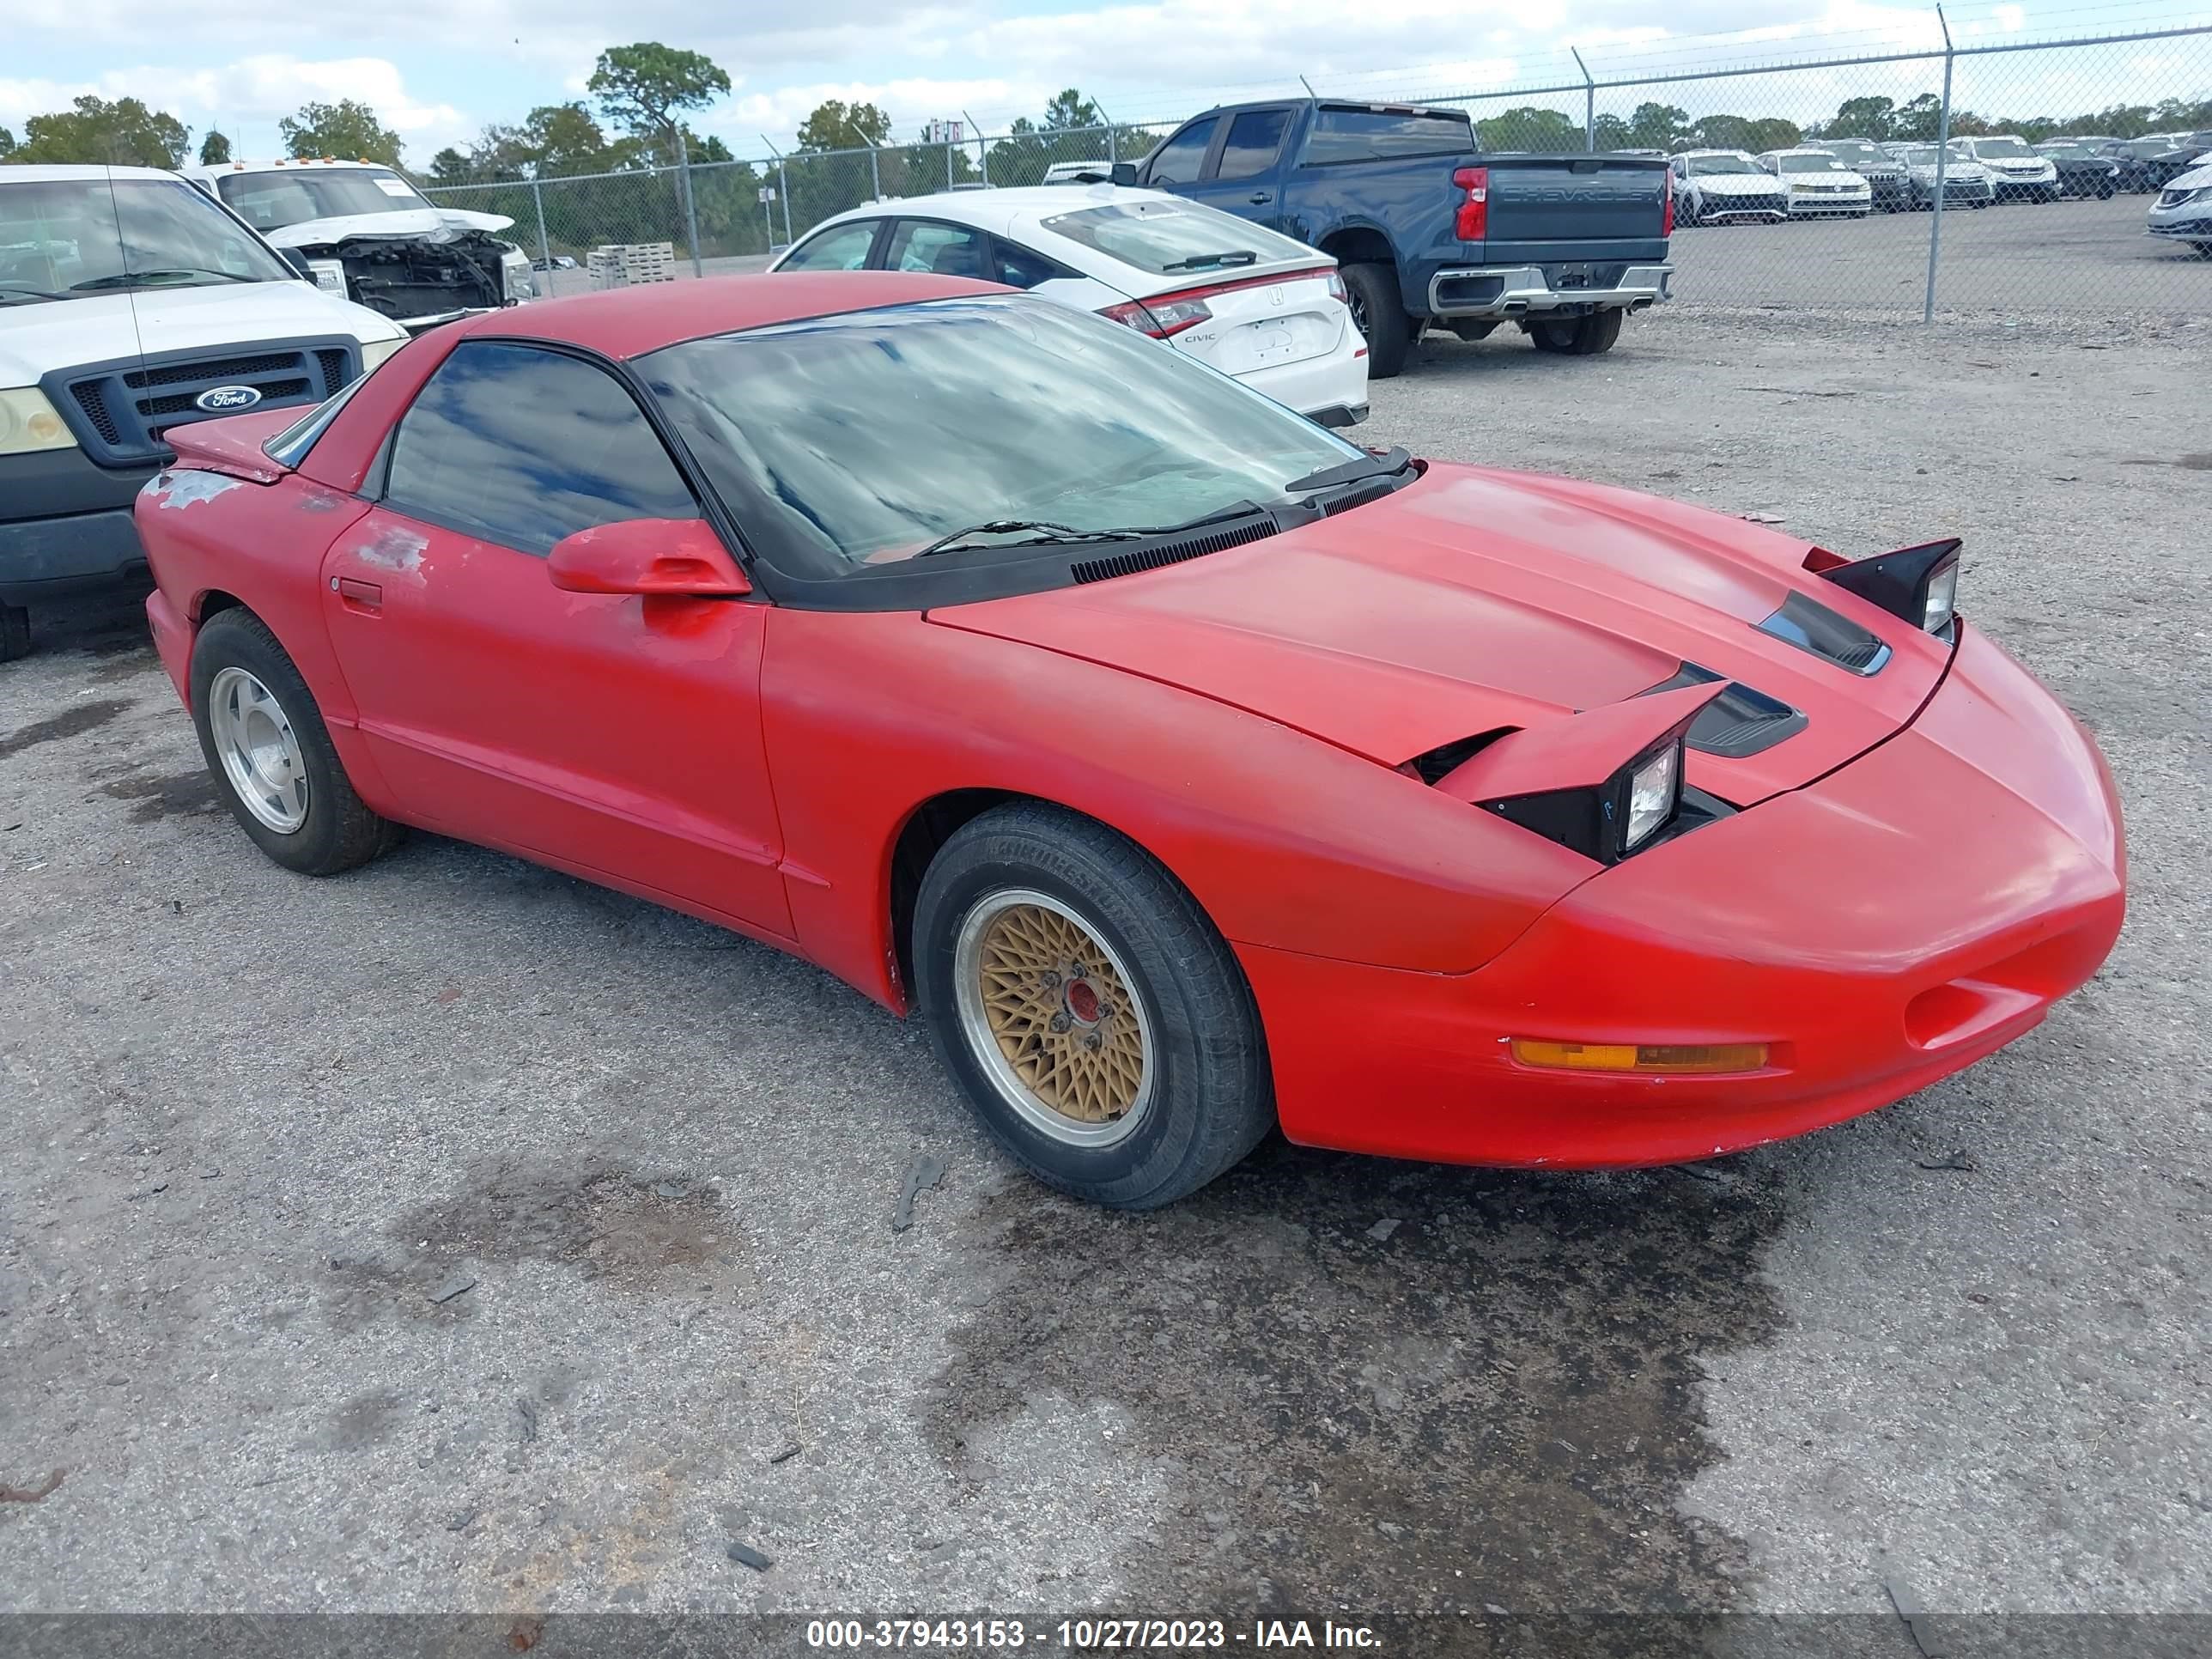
[[1819, 538, 1963, 636], [1624, 739, 1680, 852], [1479, 720, 1697, 865], [306, 258, 347, 295], [0, 386, 78, 455]]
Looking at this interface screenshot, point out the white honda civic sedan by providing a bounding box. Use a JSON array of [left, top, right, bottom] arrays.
[[769, 185, 1369, 428]]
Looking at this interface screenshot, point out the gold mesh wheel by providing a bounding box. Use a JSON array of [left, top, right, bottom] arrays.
[[952, 889, 1155, 1147]]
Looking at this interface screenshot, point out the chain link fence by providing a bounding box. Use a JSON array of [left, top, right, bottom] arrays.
[[428, 23, 2212, 323]]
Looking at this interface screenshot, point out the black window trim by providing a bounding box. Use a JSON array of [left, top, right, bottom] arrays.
[[1206, 104, 1295, 183], [1142, 112, 1226, 189], [370, 335, 758, 586]]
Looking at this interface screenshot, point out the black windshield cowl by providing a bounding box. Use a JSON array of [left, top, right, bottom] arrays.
[[70, 269, 260, 292]]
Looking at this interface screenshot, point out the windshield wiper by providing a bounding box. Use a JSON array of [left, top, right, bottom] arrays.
[[70, 268, 259, 291], [1158, 249, 1260, 272], [913, 520, 1146, 560], [0, 284, 70, 303], [1283, 446, 1414, 495], [911, 500, 1275, 561]]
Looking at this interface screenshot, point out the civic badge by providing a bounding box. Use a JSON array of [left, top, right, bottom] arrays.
[[195, 385, 262, 412]]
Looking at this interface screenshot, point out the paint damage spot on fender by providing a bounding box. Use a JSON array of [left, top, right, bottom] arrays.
[[354, 524, 428, 574], [143, 471, 246, 510]]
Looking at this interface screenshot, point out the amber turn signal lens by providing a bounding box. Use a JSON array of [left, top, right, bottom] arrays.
[[1510, 1040, 1769, 1074]]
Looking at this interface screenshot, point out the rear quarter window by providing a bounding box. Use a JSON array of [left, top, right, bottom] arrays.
[[1302, 108, 1473, 166]]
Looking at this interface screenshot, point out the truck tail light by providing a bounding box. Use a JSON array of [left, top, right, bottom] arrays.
[[1453, 166, 1489, 241], [1662, 181, 1675, 236]]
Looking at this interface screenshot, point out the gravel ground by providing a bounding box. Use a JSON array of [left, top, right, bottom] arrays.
[[2, 312, 2208, 1654]]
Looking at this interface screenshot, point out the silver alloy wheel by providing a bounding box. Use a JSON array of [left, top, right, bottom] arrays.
[[207, 665, 309, 834], [952, 887, 1157, 1149]]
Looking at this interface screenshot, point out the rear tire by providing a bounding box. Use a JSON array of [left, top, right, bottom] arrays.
[[0, 603, 28, 664], [912, 802, 1274, 1210], [1340, 261, 1411, 379], [1529, 309, 1623, 356], [189, 608, 400, 876]]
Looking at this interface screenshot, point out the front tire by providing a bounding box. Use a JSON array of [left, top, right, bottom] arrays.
[[189, 608, 399, 876], [912, 802, 1273, 1210], [1339, 261, 1411, 379]]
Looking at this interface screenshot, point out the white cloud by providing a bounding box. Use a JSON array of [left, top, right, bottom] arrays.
[[0, 55, 470, 158]]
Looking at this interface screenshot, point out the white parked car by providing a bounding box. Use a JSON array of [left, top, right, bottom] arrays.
[[1943, 137, 2059, 203], [1896, 146, 1996, 210], [769, 185, 1369, 428], [0, 164, 407, 660], [1039, 161, 1114, 185], [2146, 159, 2212, 255], [181, 158, 535, 331], [1668, 149, 1790, 224], [1756, 149, 1875, 216]]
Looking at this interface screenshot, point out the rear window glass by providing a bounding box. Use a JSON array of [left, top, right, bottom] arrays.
[[1040, 198, 1317, 276], [1303, 107, 1471, 166]]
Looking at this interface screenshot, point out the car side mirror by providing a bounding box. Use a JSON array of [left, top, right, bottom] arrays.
[[547, 518, 751, 597], [1109, 161, 1139, 187], [279, 248, 315, 280]]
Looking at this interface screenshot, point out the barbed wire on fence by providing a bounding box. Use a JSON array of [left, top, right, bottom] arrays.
[[430, 21, 2212, 322]]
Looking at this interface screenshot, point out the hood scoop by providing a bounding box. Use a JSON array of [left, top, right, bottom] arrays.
[[1641, 663, 1808, 759]]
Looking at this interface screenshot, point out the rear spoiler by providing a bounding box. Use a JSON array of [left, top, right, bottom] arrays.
[[155, 407, 298, 483]]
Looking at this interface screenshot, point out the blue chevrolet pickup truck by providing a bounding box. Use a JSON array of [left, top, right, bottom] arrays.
[[1130, 100, 1674, 377]]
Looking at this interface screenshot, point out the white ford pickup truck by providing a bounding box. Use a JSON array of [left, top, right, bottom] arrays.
[[1, 164, 407, 661]]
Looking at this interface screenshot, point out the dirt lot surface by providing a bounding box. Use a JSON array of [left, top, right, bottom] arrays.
[[3, 312, 2208, 1655]]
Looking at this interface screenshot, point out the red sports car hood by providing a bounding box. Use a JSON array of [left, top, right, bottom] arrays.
[[930, 463, 1955, 805]]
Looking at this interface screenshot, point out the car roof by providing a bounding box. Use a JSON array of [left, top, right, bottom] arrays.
[[180, 158, 394, 180], [451, 270, 1007, 360], [811, 183, 1164, 239], [0, 163, 190, 185]]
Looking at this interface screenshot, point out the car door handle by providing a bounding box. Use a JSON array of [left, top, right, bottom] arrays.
[[335, 575, 382, 613], [1248, 191, 1273, 204]]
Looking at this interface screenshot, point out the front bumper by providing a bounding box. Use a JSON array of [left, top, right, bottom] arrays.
[[1785, 191, 1873, 215], [1243, 622, 2125, 1168], [2147, 213, 2212, 240], [1426, 264, 1673, 319], [1697, 196, 1789, 222], [0, 447, 159, 603]]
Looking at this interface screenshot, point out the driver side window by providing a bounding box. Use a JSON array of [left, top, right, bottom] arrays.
[[1146, 118, 1218, 187], [384, 343, 699, 556]]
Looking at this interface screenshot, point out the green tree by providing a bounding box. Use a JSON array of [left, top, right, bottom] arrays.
[[280, 99, 403, 165], [1626, 102, 1690, 150], [522, 101, 622, 175], [0, 125, 15, 160], [588, 42, 731, 167], [1740, 118, 1805, 153], [796, 99, 890, 153], [1826, 96, 1897, 140], [1477, 106, 1579, 150], [17, 95, 189, 167], [1042, 88, 1103, 131], [428, 146, 472, 185], [198, 129, 232, 165], [1592, 113, 1632, 150]]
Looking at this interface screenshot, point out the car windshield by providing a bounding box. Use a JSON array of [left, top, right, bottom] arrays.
[[1902, 148, 1946, 166], [1974, 138, 2034, 158], [1822, 143, 1885, 164], [1778, 153, 1846, 173], [1039, 198, 1316, 275], [1686, 155, 1758, 175], [216, 167, 432, 231], [0, 177, 294, 303], [642, 295, 1356, 576], [2039, 144, 2088, 157]]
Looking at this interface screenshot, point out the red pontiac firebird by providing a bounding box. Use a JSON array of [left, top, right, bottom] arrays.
[[134, 272, 2124, 1208]]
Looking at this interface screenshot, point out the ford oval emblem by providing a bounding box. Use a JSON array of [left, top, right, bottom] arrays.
[[195, 385, 262, 413]]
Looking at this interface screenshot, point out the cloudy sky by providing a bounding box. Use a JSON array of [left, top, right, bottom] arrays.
[[5, 0, 2208, 164]]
